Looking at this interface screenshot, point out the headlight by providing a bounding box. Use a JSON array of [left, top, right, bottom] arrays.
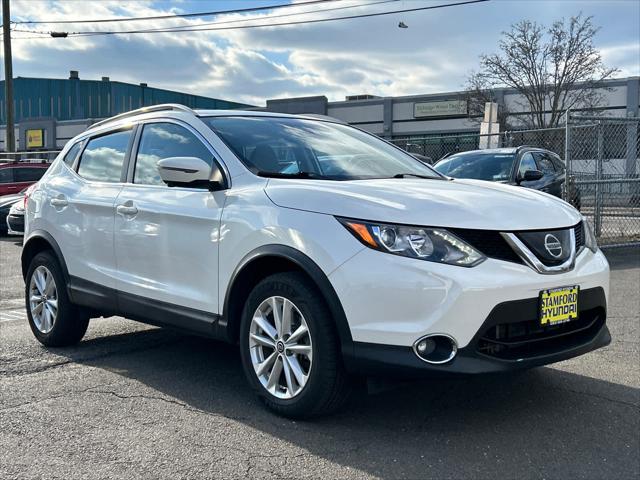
[[582, 216, 598, 253], [337, 218, 485, 267]]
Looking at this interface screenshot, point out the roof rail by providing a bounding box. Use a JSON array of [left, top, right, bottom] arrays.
[[299, 113, 348, 124], [515, 145, 540, 152], [88, 104, 197, 130]]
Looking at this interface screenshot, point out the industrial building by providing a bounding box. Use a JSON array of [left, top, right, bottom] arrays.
[[1, 73, 638, 154], [0, 71, 250, 151], [262, 76, 640, 140]]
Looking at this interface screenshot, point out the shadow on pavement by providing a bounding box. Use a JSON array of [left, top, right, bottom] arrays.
[[53, 326, 639, 479]]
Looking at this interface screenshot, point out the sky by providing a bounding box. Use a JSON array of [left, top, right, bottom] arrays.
[[3, 0, 640, 106]]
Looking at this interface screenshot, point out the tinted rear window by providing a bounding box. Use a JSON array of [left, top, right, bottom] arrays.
[[14, 167, 47, 182], [0, 168, 12, 183]]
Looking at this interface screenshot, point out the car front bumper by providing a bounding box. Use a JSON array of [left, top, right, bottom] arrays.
[[330, 247, 610, 375], [7, 213, 25, 235], [343, 287, 610, 377]]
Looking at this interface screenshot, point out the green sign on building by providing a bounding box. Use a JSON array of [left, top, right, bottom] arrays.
[[414, 100, 467, 118]]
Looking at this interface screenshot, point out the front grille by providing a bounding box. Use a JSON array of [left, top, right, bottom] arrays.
[[473, 287, 606, 360], [449, 228, 523, 264], [450, 222, 583, 267], [477, 312, 604, 360]]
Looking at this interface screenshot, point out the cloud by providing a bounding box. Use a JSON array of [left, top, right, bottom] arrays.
[[600, 43, 640, 78], [8, 0, 640, 106]]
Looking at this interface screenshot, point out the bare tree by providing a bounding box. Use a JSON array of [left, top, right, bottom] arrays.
[[464, 74, 512, 130], [466, 14, 618, 129]]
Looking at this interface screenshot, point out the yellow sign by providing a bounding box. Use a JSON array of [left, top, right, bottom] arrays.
[[26, 129, 44, 149], [540, 286, 579, 326]]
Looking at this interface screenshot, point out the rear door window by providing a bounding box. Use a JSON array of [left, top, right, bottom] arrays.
[[14, 167, 47, 182], [77, 130, 132, 182]]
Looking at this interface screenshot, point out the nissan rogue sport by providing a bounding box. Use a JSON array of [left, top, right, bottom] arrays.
[[21, 104, 610, 418]]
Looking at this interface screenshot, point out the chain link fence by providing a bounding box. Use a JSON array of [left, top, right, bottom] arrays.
[[565, 114, 639, 246], [390, 126, 568, 162], [391, 114, 640, 246]]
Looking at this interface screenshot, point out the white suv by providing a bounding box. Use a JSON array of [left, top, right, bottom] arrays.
[[22, 104, 610, 417]]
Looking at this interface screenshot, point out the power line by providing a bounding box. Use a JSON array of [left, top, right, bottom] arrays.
[[16, 0, 489, 38], [101, 0, 400, 34], [11, 0, 398, 36], [11, 0, 341, 25]]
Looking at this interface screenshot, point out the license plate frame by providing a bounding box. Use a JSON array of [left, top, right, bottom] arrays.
[[539, 285, 580, 326]]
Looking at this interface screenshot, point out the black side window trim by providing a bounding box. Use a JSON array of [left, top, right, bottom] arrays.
[[76, 126, 137, 183]]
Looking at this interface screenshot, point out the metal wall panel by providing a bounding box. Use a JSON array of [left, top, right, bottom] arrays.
[[0, 77, 250, 123]]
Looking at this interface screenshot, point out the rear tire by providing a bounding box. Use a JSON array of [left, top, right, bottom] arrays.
[[240, 272, 352, 418], [25, 251, 89, 347]]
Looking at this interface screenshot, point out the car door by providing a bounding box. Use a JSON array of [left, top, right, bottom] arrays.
[[113, 120, 226, 319], [48, 129, 133, 290], [533, 152, 562, 197]]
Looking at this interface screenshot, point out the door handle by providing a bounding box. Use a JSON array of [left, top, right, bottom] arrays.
[[50, 196, 68, 208], [116, 204, 138, 216]]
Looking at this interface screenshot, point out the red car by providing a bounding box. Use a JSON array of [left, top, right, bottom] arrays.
[[0, 161, 50, 196]]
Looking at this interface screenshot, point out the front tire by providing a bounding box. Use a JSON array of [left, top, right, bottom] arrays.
[[25, 251, 89, 347], [240, 272, 352, 418]]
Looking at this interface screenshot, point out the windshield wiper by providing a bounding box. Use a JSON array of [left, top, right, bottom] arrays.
[[256, 170, 325, 179], [392, 173, 439, 179]]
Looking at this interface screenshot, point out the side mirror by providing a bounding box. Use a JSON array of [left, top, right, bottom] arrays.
[[157, 157, 226, 190], [519, 169, 544, 183]]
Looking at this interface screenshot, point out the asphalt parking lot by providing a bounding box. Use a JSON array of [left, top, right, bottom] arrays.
[[1, 237, 638, 480]]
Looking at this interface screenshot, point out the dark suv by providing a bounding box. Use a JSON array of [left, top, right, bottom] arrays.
[[0, 161, 50, 197], [433, 147, 579, 207]]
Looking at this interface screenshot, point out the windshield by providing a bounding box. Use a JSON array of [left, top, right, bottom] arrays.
[[204, 116, 442, 180], [434, 152, 516, 182]]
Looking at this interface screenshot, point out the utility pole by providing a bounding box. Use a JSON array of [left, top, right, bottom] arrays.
[[2, 0, 16, 153]]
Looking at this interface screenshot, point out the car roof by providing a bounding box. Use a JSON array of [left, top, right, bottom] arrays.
[[83, 104, 347, 137], [446, 146, 553, 157], [449, 148, 518, 155], [196, 109, 307, 118]]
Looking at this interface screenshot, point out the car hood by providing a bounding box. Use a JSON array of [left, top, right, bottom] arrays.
[[265, 178, 580, 231]]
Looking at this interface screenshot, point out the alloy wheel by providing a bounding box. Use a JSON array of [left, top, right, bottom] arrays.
[[29, 265, 58, 334], [249, 296, 313, 399]]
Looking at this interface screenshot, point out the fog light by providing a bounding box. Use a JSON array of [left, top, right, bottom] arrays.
[[416, 339, 436, 355], [413, 334, 457, 364]]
